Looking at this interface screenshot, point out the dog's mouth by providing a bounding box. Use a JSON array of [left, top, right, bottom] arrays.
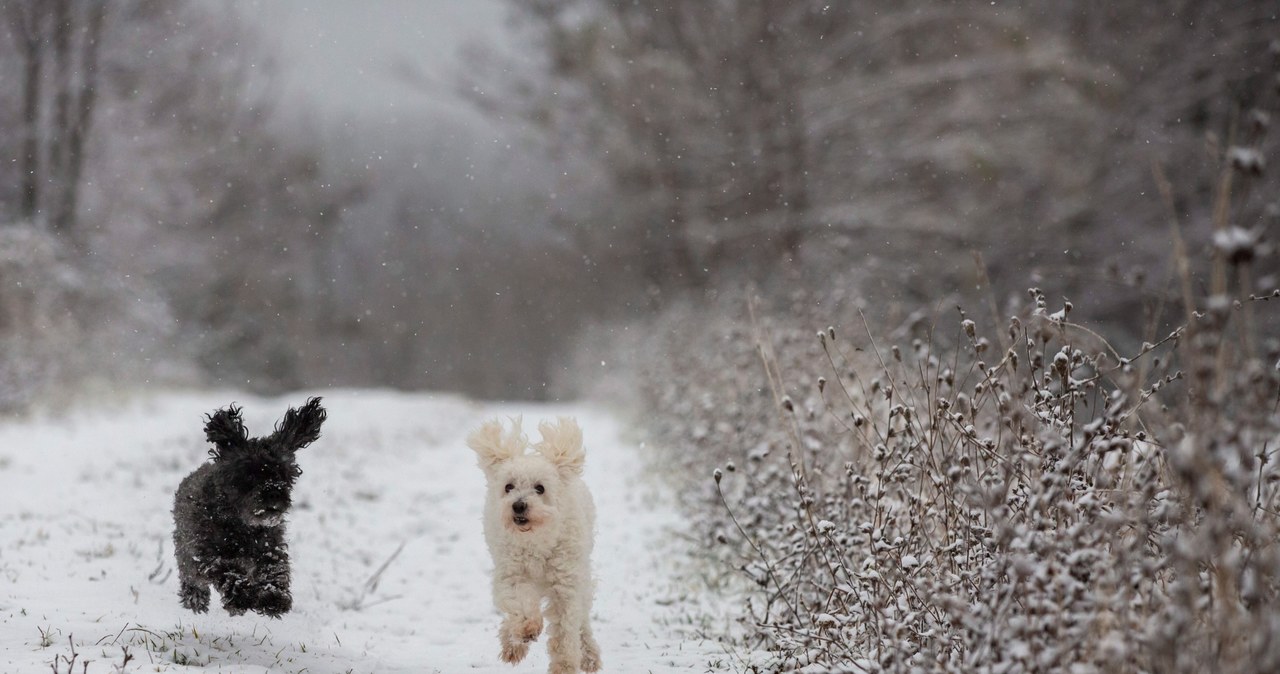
[[512, 515, 531, 530]]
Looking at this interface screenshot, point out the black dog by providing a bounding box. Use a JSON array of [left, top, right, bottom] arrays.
[[173, 397, 326, 617]]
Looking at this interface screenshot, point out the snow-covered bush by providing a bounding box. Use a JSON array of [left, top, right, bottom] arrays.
[[624, 279, 1280, 672], [0, 225, 177, 412]]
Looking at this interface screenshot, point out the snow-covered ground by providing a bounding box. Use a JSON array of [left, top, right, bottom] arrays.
[[0, 390, 731, 672]]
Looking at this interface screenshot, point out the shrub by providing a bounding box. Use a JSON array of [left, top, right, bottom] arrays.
[[622, 273, 1280, 673], [0, 225, 178, 413]]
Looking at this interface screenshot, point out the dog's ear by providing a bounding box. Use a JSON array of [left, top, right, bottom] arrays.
[[535, 417, 585, 476], [204, 404, 247, 459], [273, 397, 327, 452], [467, 417, 527, 471]]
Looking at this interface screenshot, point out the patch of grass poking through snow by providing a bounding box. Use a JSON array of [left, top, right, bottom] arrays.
[[116, 624, 210, 667], [36, 621, 324, 673], [46, 633, 134, 674], [37, 624, 56, 648]]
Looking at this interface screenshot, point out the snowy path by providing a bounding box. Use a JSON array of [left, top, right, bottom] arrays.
[[0, 391, 729, 673]]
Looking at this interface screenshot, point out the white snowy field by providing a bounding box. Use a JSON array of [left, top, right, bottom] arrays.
[[0, 390, 732, 673]]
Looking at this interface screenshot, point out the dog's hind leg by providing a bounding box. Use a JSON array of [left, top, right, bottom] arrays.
[[176, 552, 211, 613], [580, 621, 601, 673], [578, 576, 600, 672], [174, 533, 211, 613], [545, 586, 585, 674]]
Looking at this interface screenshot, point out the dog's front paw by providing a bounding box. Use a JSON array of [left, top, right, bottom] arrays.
[[221, 591, 252, 617], [254, 590, 293, 618], [516, 615, 543, 643], [499, 639, 529, 664], [179, 582, 210, 613], [499, 612, 541, 663]]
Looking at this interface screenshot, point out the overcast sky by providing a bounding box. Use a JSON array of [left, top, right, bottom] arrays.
[[232, 0, 510, 125]]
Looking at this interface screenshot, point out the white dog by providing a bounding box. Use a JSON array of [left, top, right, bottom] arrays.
[[467, 417, 601, 673]]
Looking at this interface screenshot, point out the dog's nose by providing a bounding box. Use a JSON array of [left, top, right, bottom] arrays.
[[512, 500, 527, 515]]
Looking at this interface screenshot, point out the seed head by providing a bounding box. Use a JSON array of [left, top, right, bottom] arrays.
[[1249, 109, 1271, 134], [1228, 147, 1265, 176]]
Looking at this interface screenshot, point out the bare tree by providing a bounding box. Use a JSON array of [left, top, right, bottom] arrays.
[[4, 0, 47, 221], [0, 0, 374, 401], [59, 0, 106, 236], [477, 1, 1117, 300], [2, 0, 107, 238]]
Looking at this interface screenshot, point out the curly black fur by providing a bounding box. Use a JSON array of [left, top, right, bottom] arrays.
[[173, 397, 326, 617]]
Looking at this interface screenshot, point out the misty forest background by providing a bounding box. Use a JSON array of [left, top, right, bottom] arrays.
[[0, 0, 1276, 409]]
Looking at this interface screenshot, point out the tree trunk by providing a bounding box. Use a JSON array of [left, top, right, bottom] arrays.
[[48, 0, 74, 235], [778, 86, 809, 259], [62, 1, 108, 239], [753, 1, 808, 260], [7, 1, 47, 222]]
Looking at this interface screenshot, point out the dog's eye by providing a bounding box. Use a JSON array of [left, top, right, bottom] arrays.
[[504, 484, 514, 493], [534, 484, 545, 495]]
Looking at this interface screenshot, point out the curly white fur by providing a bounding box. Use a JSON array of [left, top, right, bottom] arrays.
[[467, 417, 601, 673]]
